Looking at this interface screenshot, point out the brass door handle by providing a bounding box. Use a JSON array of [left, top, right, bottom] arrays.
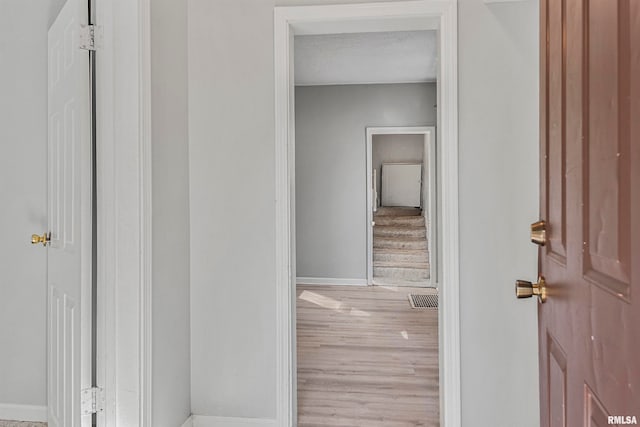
[[531, 220, 546, 246], [516, 276, 547, 303], [31, 232, 51, 247]]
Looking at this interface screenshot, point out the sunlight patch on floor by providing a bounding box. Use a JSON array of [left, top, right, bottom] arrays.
[[299, 290, 343, 310], [350, 308, 371, 317], [298, 290, 371, 317]]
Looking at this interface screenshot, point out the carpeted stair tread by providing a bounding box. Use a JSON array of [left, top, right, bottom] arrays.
[[373, 215, 426, 226], [372, 277, 432, 287], [374, 266, 430, 280], [372, 207, 430, 285], [374, 248, 429, 254], [373, 260, 430, 269], [374, 224, 427, 230], [374, 207, 422, 216], [374, 226, 427, 238], [374, 249, 429, 263], [374, 237, 428, 250]]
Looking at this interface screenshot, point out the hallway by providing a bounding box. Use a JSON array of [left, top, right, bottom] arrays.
[[297, 285, 439, 426]]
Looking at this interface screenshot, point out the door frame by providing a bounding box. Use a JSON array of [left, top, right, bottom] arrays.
[[366, 126, 438, 287], [93, 0, 152, 426], [274, 2, 460, 426]]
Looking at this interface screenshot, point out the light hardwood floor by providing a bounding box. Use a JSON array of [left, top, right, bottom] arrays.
[[297, 285, 439, 427]]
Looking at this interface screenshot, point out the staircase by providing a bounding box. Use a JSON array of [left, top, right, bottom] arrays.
[[373, 207, 430, 287]]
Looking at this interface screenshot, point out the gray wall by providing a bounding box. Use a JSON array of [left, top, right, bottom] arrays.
[[372, 133, 425, 208], [150, 0, 192, 425], [0, 0, 60, 412], [188, 0, 539, 424], [295, 84, 435, 279]]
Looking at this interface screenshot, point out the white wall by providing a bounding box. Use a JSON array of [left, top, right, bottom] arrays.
[[150, 0, 192, 425], [458, 0, 540, 425], [187, 0, 539, 424], [295, 84, 435, 280], [46, 0, 67, 27], [188, 0, 278, 419], [0, 0, 61, 416], [372, 133, 425, 207]]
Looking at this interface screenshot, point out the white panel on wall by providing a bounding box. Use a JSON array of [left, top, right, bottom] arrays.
[[381, 163, 422, 207]]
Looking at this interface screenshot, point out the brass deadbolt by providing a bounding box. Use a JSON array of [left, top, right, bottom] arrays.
[[531, 220, 547, 246], [516, 276, 547, 303], [31, 232, 51, 247]]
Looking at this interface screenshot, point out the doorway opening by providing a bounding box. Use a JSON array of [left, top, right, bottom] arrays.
[[275, 2, 460, 426], [367, 127, 437, 288], [295, 82, 439, 422]]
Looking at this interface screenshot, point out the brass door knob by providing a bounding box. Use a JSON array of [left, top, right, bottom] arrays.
[[31, 232, 51, 247], [531, 220, 546, 246], [516, 276, 547, 303]]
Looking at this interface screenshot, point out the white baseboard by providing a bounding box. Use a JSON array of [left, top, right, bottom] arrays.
[[0, 403, 47, 422], [180, 415, 194, 427], [296, 277, 367, 286], [192, 415, 276, 427]]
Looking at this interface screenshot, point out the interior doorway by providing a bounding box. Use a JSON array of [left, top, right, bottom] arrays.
[[366, 127, 437, 288], [295, 87, 439, 422], [275, 2, 460, 426]]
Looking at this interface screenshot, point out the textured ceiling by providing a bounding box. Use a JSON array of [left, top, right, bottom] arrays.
[[294, 31, 437, 86]]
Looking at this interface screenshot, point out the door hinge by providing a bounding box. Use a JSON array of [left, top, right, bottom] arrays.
[[79, 25, 102, 51], [81, 387, 105, 415]]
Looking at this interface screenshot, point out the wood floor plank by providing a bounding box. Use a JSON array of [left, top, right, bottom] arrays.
[[297, 285, 440, 427]]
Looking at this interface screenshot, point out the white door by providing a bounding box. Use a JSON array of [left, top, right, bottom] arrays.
[[381, 163, 422, 207], [47, 0, 92, 425]]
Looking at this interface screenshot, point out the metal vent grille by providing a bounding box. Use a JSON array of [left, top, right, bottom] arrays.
[[408, 293, 438, 309]]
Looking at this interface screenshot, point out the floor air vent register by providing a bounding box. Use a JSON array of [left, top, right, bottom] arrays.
[[408, 292, 438, 309]]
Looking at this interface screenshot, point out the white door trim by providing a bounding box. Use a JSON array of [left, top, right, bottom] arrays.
[[274, 2, 460, 427], [366, 126, 437, 287], [94, 0, 152, 426]]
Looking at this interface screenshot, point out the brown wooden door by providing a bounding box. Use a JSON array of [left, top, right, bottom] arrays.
[[539, 0, 640, 426]]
